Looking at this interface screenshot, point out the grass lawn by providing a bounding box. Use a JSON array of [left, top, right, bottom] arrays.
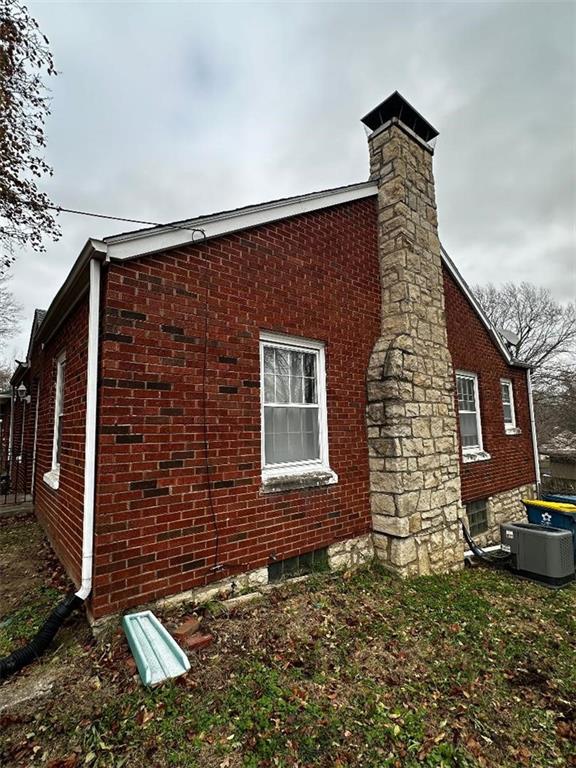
[[0, 514, 575, 768]]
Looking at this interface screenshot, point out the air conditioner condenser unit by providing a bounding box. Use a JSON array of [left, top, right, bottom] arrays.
[[500, 522, 575, 588]]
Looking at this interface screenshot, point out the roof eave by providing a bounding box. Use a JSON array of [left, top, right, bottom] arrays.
[[440, 246, 529, 369], [104, 181, 378, 261], [35, 238, 108, 346], [10, 361, 29, 387]]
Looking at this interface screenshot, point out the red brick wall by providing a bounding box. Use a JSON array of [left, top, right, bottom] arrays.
[[443, 267, 536, 503], [1, 397, 12, 473], [92, 198, 380, 617], [32, 300, 90, 585]]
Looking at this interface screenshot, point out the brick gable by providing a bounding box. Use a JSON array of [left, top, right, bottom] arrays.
[[443, 266, 536, 502]]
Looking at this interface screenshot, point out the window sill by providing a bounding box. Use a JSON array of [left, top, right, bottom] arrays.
[[462, 450, 492, 464], [261, 467, 338, 494], [505, 426, 522, 436], [43, 467, 60, 490]]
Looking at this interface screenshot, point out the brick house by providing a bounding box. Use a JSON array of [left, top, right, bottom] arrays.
[[14, 92, 538, 620]]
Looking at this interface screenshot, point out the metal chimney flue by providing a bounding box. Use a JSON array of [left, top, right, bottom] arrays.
[[361, 91, 439, 149]]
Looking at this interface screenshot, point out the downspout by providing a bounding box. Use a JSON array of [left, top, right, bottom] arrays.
[[0, 253, 103, 680], [7, 385, 14, 464], [76, 256, 101, 600], [526, 368, 541, 491], [30, 381, 40, 497], [17, 396, 26, 500]]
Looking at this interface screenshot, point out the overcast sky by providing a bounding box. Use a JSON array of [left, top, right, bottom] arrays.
[[6, 0, 575, 357]]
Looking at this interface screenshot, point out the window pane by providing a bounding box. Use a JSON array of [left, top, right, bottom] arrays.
[[275, 348, 289, 375], [264, 405, 320, 465], [303, 353, 315, 378], [264, 374, 275, 403], [302, 412, 320, 460], [287, 409, 302, 433], [459, 412, 479, 448], [503, 403, 513, 424], [275, 375, 289, 403], [264, 407, 287, 464], [467, 500, 488, 536], [273, 407, 288, 435], [302, 408, 317, 433], [264, 347, 275, 374], [287, 433, 303, 462], [304, 378, 317, 404], [290, 376, 303, 403], [457, 376, 476, 411], [290, 352, 303, 377], [501, 382, 511, 405]]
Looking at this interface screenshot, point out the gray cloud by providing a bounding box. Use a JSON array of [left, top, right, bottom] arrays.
[[7, 0, 575, 356]]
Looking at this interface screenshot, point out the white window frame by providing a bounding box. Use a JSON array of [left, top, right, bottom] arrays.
[[456, 370, 491, 463], [500, 378, 519, 434], [260, 332, 335, 483], [43, 351, 66, 489]]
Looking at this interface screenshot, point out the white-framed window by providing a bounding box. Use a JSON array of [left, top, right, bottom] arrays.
[[43, 351, 66, 489], [500, 378, 518, 434], [260, 332, 335, 483], [456, 371, 490, 462]]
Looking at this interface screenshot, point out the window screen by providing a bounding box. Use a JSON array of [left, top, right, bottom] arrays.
[[456, 373, 481, 450], [262, 344, 320, 466]]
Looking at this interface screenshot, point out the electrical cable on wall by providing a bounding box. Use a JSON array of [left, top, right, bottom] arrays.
[[197, 241, 223, 576]]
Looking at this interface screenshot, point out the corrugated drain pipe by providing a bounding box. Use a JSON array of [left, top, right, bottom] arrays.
[[0, 254, 103, 680]]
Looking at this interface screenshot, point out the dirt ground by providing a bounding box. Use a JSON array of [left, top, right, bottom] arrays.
[[0, 513, 575, 768]]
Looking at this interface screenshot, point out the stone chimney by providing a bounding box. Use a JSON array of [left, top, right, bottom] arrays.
[[362, 92, 464, 576]]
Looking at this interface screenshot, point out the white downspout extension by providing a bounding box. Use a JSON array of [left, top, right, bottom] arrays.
[[526, 368, 541, 490], [76, 257, 101, 601]]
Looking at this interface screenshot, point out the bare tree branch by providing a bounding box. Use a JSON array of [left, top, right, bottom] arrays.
[[474, 281, 576, 446], [474, 281, 576, 375], [0, 0, 60, 271], [0, 272, 20, 342]]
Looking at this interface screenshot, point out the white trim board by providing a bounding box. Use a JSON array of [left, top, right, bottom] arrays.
[[105, 182, 379, 261]]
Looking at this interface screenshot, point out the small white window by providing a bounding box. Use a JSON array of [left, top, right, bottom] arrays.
[[456, 371, 490, 462], [44, 352, 66, 489], [260, 333, 335, 483], [500, 379, 518, 434]]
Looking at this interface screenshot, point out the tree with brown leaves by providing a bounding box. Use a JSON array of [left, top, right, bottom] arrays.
[[0, 0, 60, 272]]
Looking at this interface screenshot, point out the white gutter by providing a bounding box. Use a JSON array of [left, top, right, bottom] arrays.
[[75, 257, 102, 601], [526, 368, 541, 489]]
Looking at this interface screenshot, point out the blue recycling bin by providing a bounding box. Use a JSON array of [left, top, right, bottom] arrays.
[[543, 493, 576, 506], [523, 499, 576, 556]]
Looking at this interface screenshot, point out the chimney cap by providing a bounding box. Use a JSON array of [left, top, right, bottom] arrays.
[[361, 91, 439, 144]]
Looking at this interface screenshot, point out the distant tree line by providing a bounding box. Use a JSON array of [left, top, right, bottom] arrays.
[[474, 282, 576, 446]]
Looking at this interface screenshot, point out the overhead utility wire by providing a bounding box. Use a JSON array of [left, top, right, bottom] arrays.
[[47, 204, 206, 237]]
